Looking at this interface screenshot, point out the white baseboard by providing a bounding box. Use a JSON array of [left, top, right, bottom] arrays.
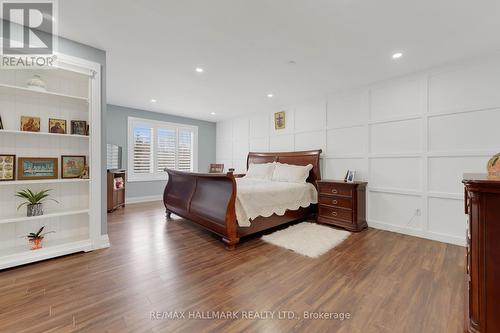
[[368, 220, 466, 247], [125, 195, 163, 204]]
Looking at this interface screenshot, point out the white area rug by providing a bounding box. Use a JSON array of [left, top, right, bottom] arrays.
[[261, 222, 351, 258]]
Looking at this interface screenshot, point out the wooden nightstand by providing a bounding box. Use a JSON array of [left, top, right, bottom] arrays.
[[316, 180, 367, 232]]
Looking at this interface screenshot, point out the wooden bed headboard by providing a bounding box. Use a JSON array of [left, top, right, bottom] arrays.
[[246, 149, 322, 185]]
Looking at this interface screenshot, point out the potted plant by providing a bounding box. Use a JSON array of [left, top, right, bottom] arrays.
[[26, 226, 54, 250], [16, 189, 59, 217]]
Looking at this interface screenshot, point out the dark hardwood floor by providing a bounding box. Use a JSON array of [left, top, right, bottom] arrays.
[[0, 201, 465, 332]]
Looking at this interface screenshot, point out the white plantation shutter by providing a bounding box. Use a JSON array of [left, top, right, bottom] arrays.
[[133, 127, 153, 174], [178, 129, 193, 171], [157, 128, 176, 172], [128, 117, 198, 181]]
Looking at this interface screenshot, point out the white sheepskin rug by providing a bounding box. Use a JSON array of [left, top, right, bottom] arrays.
[[261, 222, 351, 258]]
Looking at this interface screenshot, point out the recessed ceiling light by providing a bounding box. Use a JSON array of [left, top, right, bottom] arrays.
[[195, 67, 204, 73], [267, 93, 274, 98], [210, 112, 216, 115], [151, 99, 157, 103], [392, 52, 403, 59]]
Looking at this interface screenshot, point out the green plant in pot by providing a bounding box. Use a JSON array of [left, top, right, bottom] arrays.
[[16, 189, 59, 217], [26, 226, 55, 250]]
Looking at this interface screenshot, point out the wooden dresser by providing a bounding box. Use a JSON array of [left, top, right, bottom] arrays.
[[463, 174, 500, 333], [316, 180, 367, 232]]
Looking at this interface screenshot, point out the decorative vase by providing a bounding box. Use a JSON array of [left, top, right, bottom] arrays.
[[29, 238, 43, 250], [26, 75, 47, 92], [27, 203, 43, 217], [487, 153, 500, 178]]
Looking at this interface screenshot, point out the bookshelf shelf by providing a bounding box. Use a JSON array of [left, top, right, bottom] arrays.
[[0, 83, 88, 103], [0, 129, 89, 139]]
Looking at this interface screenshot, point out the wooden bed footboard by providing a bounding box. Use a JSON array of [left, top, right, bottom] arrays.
[[164, 149, 322, 250], [163, 169, 240, 249]]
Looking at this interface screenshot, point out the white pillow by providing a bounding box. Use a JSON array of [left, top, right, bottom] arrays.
[[244, 163, 275, 180], [272, 163, 313, 183]]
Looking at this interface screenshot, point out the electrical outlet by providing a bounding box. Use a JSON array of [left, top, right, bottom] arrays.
[[416, 208, 421, 216]]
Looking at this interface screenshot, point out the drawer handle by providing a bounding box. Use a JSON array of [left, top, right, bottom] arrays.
[[331, 189, 338, 194], [332, 200, 338, 205], [331, 212, 338, 217]]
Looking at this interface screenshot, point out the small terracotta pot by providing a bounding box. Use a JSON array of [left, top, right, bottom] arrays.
[[29, 237, 44, 250]]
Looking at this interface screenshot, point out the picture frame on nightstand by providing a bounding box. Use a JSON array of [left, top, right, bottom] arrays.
[[344, 170, 355, 183]]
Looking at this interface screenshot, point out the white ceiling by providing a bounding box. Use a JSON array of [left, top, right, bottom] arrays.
[[59, 0, 500, 122]]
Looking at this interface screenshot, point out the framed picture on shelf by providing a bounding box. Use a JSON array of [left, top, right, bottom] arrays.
[[61, 155, 86, 179], [20, 116, 40, 132], [18, 157, 58, 180], [0, 154, 16, 181], [71, 120, 87, 136], [49, 118, 67, 134]]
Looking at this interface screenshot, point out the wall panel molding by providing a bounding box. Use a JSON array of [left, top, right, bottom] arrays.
[[216, 55, 500, 245]]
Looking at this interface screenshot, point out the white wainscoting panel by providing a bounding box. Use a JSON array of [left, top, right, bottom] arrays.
[[370, 77, 425, 121], [232, 139, 249, 161], [428, 156, 486, 194], [429, 58, 500, 114], [294, 131, 325, 152], [249, 137, 269, 152], [249, 113, 269, 138], [370, 158, 422, 191], [370, 119, 421, 154], [232, 117, 249, 141], [369, 192, 423, 229], [428, 197, 466, 239], [327, 126, 366, 156], [428, 109, 500, 152], [269, 134, 294, 152], [327, 89, 369, 128], [216, 54, 500, 246]]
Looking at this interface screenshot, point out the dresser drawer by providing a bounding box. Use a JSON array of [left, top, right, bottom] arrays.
[[318, 183, 352, 197], [318, 206, 353, 223], [318, 196, 353, 209]]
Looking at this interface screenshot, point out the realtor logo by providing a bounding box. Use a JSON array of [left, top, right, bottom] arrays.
[[2, 1, 53, 54], [1, 0, 57, 68]]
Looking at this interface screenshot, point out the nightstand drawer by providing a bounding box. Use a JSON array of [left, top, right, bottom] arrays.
[[318, 196, 352, 209], [318, 206, 353, 223], [318, 183, 352, 197]]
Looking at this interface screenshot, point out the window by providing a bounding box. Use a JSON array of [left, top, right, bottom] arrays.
[[128, 117, 198, 181]]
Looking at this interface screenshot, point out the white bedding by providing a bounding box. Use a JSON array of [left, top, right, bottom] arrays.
[[235, 178, 318, 227]]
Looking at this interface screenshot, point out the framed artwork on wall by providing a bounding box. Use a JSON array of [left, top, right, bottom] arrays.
[[0, 115, 3, 129], [0, 154, 16, 181], [20, 116, 41, 132], [49, 118, 67, 134], [61, 155, 86, 179], [274, 111, 286, 130], [18, 157, 58, 180]]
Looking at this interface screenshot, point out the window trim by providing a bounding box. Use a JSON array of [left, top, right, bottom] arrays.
[[127, 117, 198, 182]]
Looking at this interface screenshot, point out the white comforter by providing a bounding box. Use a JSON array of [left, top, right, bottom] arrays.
[[235, 178, 318, 227]]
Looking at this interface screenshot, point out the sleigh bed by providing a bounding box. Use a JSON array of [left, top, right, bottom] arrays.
[[163, 150, 321, 249]]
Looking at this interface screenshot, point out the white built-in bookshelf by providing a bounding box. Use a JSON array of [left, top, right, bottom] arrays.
[[0, 54, 105, 269]]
